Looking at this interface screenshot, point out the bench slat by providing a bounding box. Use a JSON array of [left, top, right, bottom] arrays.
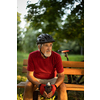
[[66, 87, 84, 91], [17, 82, 84, 91], [62, 61, 84, 68], [66, 84, 84, 91], [22, 67, 84, 75], [64, 68, 84, 75], [23, 59, 28, 66], [66, 84, 84, 88], [23, 60, 84, 68], [22, 66, 27, 73], [17, 82, 26, 88]]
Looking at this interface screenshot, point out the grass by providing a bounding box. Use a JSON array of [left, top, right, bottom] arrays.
[[17, 51, 84, 100], [60, 53, 84, 61]]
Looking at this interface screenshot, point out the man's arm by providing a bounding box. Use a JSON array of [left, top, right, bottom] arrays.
[[55, 71, 65, 88], [27, 71, 48, 98], [47, 72, 65, 98], [27, 71, 41, 87]]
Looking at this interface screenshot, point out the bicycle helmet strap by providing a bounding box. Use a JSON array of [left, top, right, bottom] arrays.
[[40, 44, 47, 59]]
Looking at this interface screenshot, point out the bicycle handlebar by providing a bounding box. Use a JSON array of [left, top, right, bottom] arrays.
[[58, 49, 72, 53]]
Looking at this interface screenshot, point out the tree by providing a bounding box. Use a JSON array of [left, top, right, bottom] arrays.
[[62, 0, 84, 47], [24, 0, 84, 51], [17, 12, 23, 51], [23, 27, 38, 53]]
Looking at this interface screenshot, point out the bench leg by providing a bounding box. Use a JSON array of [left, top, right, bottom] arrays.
[[66, 90, 68, 100], [33, 91, 41, 100]]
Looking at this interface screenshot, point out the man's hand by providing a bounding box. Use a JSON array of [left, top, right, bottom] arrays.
[[51, 84, 57, 95], [50, 84, 57, 96], [39, 84, 46, 95], [39, 84, 57, 98], [47, 91, 53, 98], [39, 84, 48, 98], [43, 91, 48, 98], [46, 84, 57, 98]]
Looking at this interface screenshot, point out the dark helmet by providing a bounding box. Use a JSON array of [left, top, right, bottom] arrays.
[[37, 34, 55, 44]]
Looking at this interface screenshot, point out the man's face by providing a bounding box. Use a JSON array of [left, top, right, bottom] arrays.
[[41, 42, 53, 57]]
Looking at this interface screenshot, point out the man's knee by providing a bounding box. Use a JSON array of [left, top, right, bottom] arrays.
[[24, 81, 34, 92], [59, 83, 66, 91]]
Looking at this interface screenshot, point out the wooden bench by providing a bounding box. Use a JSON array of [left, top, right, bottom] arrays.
[[17, 59, 84, 99]]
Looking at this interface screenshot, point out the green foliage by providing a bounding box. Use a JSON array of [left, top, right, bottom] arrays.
[[62, 0, 84, 46], [17, 12, 21, 24], [17, 92, 24, 100], [22, 27, 38, 53], [24, 0, 84, 52], [59, 40, 84, 54], [17, 51, 29, 66], [17, 12, 23, 51], [17, 75, 27, 82]]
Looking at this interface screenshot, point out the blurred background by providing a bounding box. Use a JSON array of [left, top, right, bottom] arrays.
[[17, 0, 84, 54], [17, 0, 84, 100]]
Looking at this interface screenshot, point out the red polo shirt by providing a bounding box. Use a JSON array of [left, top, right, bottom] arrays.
[[27, 50, 64, 79]]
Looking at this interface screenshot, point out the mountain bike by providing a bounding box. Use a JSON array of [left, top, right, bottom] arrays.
[[58, 49, 84, 85]]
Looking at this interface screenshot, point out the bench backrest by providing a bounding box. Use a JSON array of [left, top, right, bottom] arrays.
[[22, 59, 84, 75]]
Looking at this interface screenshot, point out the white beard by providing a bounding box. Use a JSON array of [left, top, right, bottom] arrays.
[[44, 51, 51, 57]]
